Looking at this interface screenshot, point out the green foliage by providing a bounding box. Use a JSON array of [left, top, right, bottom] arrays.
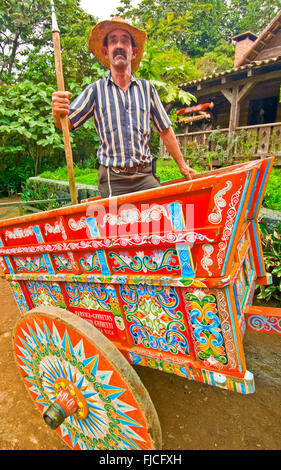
[[0, 153, 34, 196], [117, 0, 194, 47], [38, 159, 186, 185], [180, 0, 227, 57], [179, 129, 281, 175], [0, 80, 65, 193], [0, 77, 102, 195], [179, 129, 230, 169], [116, 0, 227, 56], [39, 165, 99, 185], [0, 0, 51, 80], [255, 223, 281, 303], [19, 179, 60, 211], [225, 0, 281, 38], [0, 0, 95, 82], [19, 48, 56, 86], [195, 43, 235, 77], [144, 9, 194, 47], [116, 0, 281, 58], [262, 168, 281, 212], [156, 159, 184, 180], [138, 41, 198, 83], [136, 39, 197, 110]]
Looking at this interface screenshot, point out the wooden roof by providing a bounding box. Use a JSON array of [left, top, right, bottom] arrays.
[[232, 31, 257, 42], [180, 55, 281, 92], [236, 9, 281, 66]]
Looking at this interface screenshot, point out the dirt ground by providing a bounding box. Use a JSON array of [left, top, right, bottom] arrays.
[[1, 281, 281, 452], [0, 198, 280, 451], [0, 196, 22, 220]]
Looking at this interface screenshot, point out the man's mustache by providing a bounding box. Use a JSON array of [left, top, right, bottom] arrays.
[[113, 49, 127, 59]]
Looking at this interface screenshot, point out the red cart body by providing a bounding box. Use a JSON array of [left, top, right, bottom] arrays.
[[0, 157, 274, 397]]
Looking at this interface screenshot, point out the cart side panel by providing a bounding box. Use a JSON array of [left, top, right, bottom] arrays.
[[0, 158, 274, 395], [117, 283, 195, 360], [0, 158, 272, 281], [232, 222, 257, 337], [62, 281, 129, 344]]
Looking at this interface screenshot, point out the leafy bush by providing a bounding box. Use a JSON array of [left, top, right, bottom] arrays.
[[157, 158, 188, 180], [262, 168, 281, 212], [255, 223, 281, 302], [179, 130, 232, 170], [180, 129, 263, 170], [0, 79, 100, 196], [19, 180, 60, 211], [0, 81, 65, 169], [0, 154, 34, 196]]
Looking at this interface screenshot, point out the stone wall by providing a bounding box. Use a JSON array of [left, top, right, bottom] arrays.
[[28, 176, 100, 202], [259, 207, 281, 231]]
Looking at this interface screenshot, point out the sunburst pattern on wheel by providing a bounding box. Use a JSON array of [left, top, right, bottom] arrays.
[[14, 310, 159, 450]]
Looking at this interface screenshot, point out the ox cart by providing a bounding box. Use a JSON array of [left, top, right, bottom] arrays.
[[0, 156, 279, 450]]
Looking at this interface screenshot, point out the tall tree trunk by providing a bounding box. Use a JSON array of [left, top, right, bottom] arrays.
[[8, 27, 22, 76]]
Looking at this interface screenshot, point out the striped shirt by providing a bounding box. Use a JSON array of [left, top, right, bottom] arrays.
[[68, 73, 171, 168]]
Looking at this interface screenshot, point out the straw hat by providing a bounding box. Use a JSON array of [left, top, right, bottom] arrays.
[[88, 17, 147, 73]]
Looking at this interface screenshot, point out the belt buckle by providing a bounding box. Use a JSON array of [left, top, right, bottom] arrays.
[[137, 164, 145, 173], [112, 167, 120, 174]]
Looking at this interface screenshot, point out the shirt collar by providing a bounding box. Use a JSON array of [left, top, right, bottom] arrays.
[[107, 72, 138, 86]]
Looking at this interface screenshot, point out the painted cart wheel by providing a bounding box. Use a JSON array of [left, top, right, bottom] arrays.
[[13, 306, 162, 450]]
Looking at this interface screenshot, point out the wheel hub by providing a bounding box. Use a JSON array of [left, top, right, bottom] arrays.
[[43, 377, 89, 429]]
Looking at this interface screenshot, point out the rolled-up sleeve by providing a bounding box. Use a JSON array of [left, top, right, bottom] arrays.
[[68, 84, 96, 130], [150, 84, 172, 133]]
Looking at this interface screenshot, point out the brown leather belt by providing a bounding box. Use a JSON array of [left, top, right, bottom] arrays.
[[106, 163, 151, 174]]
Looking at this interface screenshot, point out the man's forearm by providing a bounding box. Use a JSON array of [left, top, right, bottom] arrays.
[[159, 126, 197, 179], [160, 127, 186, 168]]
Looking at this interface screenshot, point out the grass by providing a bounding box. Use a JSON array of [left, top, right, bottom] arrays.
[[39, 160, 280, 211], [262, 168, 281, 211], [39, 159, 184, 185], [40, 166, 99, 185]]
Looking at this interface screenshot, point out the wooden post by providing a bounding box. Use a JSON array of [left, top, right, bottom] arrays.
[[228, 86, 240, 136], [222, 82, 255, 161], [50, 0, 78, 205]]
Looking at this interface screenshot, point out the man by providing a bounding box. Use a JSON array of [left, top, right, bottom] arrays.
[[52, 17, 196, 198]]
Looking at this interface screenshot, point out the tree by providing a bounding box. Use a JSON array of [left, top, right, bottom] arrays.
[[195, 43, 235, 77], [116, 0, 281, 57], [1, 0, 51, 80], [137, 39, 198, 110], [0, 0, 97, 83], [116, 0, 226, 56], [116, 0, 194, 48], [224, 0, 281, 39], [0, 0, 109, 196]]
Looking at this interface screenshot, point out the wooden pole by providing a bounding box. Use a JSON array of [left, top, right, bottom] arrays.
[[50, 0, 78, 205]]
